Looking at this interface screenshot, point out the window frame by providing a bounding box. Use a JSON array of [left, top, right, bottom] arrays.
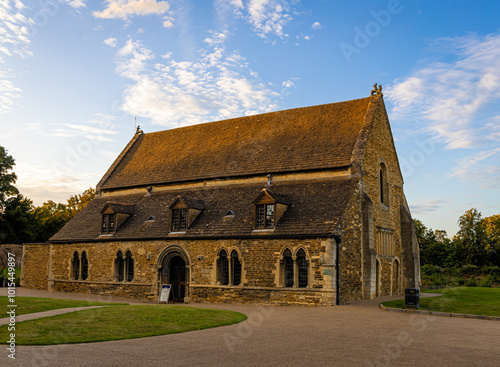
[[102, 213, 117, 234], [171, 208, 188, 232], [255, 203, 276, 229]]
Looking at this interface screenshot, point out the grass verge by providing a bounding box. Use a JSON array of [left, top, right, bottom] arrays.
[[382, 287, 500, 317], [0, 296, 121, 316], [1, 304, 246, 345]]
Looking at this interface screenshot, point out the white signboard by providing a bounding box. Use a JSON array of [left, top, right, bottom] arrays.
[[159, 284, 171, 303]]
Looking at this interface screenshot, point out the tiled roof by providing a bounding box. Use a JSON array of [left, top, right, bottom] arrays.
[[98, 97, 372, 190], [50, 177, 359, 242]]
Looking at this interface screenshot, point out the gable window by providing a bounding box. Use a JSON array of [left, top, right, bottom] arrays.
[[81, 251, 89, 281], [217, 249, 229, 285], [379, 162, 389, 206], [172, 208, 187, 231], [231, 250, 241, 286], [102, 213, 116, 233], [72, 251, 80, 280]]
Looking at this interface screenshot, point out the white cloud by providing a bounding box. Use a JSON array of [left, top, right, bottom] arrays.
[[47, 114, 118, 142], [103, 37, 118, 47], [0, 70, 22, 114], [216, 0, 295, 39], [0, 0, 32, 63], [62, 0, 87, 8], [311, 21, 321, 30], [449, 147, 500, 188], [115, 31, 279, 127], [16, 162, 100, 206], [386, 33, 500, 150], [93, 0, 172, 27]]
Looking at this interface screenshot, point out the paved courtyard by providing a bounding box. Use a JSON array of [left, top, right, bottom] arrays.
[[3, 288, 499, 367]]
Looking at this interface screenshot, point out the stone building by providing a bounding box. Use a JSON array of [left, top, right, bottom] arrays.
[[21, 86, 420, 305]]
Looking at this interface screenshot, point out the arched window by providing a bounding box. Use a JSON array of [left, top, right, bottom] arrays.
[[72, 251, 80, 280], [297, 249, 308, 288], [217, 250, 229, 285], [126, 250, 134, 282], [231, 250, 241, 286], [115, 250, 124, 282], [283, 249, 293, 287], [379, 162, 389, 206], [81, 251, 88, 280]]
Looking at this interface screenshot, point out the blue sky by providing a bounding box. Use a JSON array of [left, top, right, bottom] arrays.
[[1, 0, 499, 237]]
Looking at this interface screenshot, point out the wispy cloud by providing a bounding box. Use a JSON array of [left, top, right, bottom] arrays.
[[93, 0, 174, 28], [115, 31, 279, 126], [386, 32, 500, 150], [47, 114, 118, 142], [450, 147, 500, 188], [62, 0, 87, 8], [104, 37, 117, 47], [216, 0, 296, 39], [0, 0, 33, 113], [311, 21, 321, 30], [410, 200, 450, 216]]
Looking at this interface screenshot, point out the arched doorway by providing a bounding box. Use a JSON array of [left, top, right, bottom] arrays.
[[159, 247, 189, 303]]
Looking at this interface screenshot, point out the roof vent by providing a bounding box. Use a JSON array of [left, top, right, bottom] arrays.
[[224, 210, 235, 217], [146, 215, 156, 221]]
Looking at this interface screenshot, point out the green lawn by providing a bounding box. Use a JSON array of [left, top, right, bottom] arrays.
[[382, 287, 500, 317], [1, 304, 246, 345], [0, 296, 121, 316]]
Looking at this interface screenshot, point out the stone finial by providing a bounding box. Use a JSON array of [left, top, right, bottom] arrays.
[[136, 125, 144, 134], [371, 83, 383, 97]]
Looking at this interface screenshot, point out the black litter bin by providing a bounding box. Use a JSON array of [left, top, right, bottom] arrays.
[[405, 288, 419, 309]]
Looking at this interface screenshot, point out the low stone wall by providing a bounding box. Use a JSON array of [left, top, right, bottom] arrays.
[[50, 280, 155, 301], [21, 243, 50, 290], [191, 285, 336, 306]]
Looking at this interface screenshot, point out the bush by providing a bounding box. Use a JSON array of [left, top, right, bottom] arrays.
[[478, 275, 494, 287], [484, 266, 500, 276], [461, 265, 480, 276], [421, 264, 443, 276], [465, 276, 478, 287], [458, 278, 466, 286]]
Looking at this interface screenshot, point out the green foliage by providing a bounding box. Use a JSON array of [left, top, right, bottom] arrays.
[[464, 276, 478, 287], [0, 194, 36, 243], [478, 275, 494, 287], [455, 208, 489, 266], [0, 146, 19, 213]]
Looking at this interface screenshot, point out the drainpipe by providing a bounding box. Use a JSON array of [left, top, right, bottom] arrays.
[[333, 235, 342, 305]]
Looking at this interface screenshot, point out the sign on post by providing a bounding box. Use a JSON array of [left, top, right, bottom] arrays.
[[159, 284, 171, 304]]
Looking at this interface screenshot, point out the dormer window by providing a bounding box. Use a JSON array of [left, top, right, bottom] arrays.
[[256, 203, 275, 229], [253, 189, 288, 230], [100, 202, 135, 235], [172, 208, 187, 231], [102, 213, 116, 233], [169, 196, 204, 232]]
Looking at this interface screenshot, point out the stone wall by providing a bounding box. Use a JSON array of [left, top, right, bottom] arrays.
[[39, 237, 341, 305], [360, 98, 419, 296], [21, 243, 50, 289]]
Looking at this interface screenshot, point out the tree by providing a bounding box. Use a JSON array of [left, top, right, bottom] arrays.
[[455, 208, 488, 266], [483, 214, 500, 266], [66, 187, 96, 217], [31, 201, 72, 243], [0, 194, 35, 244], [0, 146, 19, 213], [415, 219, 456, 267]]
